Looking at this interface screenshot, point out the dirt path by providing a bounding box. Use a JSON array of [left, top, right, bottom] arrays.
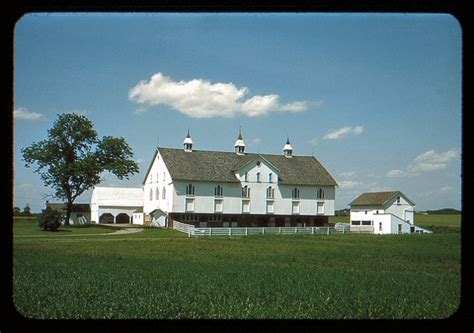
[[14, 227, 144, 238]]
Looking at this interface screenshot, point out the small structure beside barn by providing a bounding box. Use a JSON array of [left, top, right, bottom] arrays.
[[90, 187, 143, 224], [46, 202, 91, 225], [349, 191, 422, 234]]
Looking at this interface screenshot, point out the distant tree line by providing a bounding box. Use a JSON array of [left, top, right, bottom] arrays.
[[13, 204, 37, 217], [419, 208, 461, 215]]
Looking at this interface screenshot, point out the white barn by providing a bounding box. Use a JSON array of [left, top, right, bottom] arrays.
[[141, 131, 338, 228], [90, 187, 143, 224], [349, 191, 418, 234]]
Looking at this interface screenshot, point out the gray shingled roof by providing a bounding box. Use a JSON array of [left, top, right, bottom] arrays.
[[349, 191, 415, 207], [145, 147, 338, 186]]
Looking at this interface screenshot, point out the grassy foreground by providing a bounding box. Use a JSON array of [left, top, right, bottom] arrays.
[[13, 219, 460, 319]]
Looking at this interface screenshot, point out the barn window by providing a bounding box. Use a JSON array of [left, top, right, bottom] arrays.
[[292, 188, 300, 199], [256, 172, 261, 182], [244, 172, 248, 182], [362, 220, 372, 226], [242, 185, 250, 198], [351, 220, 361, 225], [186, 184, 195, 196], [149, 189, 153, 201], [317, 188, 325, 199], [269, 173, 273, 183], [162, 186, 166, 199], [379, 222, 383, 231], [214, 185, 223, 197], [396, 196, 401, 204], [155, 187, 159, 200], [266, 186, 275, 199]]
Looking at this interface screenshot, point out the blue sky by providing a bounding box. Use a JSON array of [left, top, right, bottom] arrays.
[[14, 13, 462, 212]]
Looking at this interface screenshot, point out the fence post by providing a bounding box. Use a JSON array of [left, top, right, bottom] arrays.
[[295, 227, 297, 234], [210, 228, 212, 236], [311, 227, 314, 234], [327, 227, 330, 235], [342, 228, 345, 234], [279, 227, 282, 234], [188, 228, 191, 238], [229, 228, 231, 236], [245, 227, 248, 236], [262, 228, 265, 235]]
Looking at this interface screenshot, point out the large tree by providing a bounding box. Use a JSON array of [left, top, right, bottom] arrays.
[[22, 113, 139, 226]]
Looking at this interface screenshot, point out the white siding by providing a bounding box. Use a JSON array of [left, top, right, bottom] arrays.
[[385, 195, 415, 225], [143, 150, 174, 214]]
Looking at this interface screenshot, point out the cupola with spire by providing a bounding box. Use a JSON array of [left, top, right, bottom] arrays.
[[283, 136, 293, 158], [183, 129, 194, 152], [234, 128, 246, 155]]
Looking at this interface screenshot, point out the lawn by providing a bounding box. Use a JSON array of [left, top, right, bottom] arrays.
[[13, 218, 460, 319]]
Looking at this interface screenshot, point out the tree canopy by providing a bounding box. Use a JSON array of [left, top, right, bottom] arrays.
[[22, 113, 139, 226]]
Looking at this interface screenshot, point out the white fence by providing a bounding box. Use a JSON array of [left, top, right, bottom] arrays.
[[173, 221, 349, 238]]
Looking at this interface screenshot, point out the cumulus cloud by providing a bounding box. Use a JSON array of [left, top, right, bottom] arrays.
[[323, 125, 364, 140], [129, 72, 320, 118], [14, 107, 44, 121], [386, 148, 461, 178]]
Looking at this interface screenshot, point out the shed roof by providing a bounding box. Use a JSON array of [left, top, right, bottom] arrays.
[[144, 148, 338, 187], [349, 191, 415, 207], [46, 203, 91, 213]]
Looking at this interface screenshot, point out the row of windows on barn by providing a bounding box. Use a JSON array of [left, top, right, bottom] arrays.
[[243, 172, 276, 183], [150, 185, 325, 200]]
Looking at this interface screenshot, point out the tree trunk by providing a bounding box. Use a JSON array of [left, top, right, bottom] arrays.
[[65, 199, 72, 226]]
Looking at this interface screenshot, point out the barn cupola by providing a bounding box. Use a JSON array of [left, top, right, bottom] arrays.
[[234, 128, 246, 155], [283, 137, 293, 158], [183, 129, 194, 152]]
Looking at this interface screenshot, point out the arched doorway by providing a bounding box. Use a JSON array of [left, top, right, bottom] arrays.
[[99, 213, 114, 224], [116, 213, 130, 224]]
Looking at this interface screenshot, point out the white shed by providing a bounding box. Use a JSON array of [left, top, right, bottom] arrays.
[[349, 191, 416, 234], [90, 187, 143, 224]]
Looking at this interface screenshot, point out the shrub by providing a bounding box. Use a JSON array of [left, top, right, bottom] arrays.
[[38, 206, 63, 232]]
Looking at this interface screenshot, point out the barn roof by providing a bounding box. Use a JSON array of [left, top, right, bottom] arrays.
[[91, 187, 143, 207], [145, 148, 338, 187], [46, 203, 91, 212], [349, 191, 415, 207]]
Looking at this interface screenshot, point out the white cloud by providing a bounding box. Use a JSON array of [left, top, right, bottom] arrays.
[[250, 138, 263, 146], [339, 171, 356, 178], [323, 125, 364, 140], [386, 148, 461, 178], [386, 169, 407, 178], [338, 180, 362, 189], [129, 72, 320, 118], [440, 186, 453, 192], [309, 137, 319, 146], [14, 107, 44, 121]]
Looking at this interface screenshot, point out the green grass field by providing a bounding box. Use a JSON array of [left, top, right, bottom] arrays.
[[13, 216, 461, 319]]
